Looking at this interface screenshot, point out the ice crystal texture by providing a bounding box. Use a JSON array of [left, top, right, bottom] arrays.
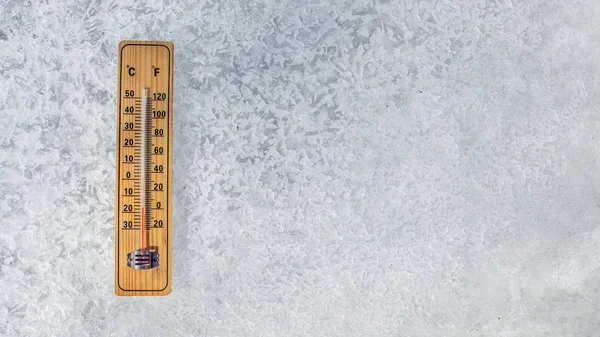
[[1, 0, 600, 336]]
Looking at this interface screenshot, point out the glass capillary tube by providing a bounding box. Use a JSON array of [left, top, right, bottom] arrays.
[[140, 88, 149, 250]]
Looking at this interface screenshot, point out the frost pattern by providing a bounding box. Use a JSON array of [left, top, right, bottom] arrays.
[[1, 0, 600, 336]]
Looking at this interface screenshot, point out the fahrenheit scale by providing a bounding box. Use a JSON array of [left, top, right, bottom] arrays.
[[115, 41, 173, 296]]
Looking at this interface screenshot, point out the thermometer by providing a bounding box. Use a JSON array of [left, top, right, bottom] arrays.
[[114, 41, 173, 296]]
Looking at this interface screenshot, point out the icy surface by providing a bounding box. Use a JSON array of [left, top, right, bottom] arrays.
[[2, 0, 600, 336]]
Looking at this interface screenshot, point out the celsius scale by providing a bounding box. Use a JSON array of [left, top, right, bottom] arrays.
[[114, 41, 173, 296]]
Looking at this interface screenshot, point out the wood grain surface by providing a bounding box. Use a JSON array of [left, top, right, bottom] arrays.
[[115, 40, 173, 296]]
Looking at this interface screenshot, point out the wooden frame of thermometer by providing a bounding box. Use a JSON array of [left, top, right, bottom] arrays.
[[115, 41, 173, 296]]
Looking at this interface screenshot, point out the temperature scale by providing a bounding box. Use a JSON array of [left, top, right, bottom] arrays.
[[114, 40, 173, 296]]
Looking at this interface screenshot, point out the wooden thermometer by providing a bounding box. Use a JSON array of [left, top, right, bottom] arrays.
[[115, 40, 173, 296]]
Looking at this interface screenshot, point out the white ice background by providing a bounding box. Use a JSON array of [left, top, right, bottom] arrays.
[[1, 0, 600, 336]]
